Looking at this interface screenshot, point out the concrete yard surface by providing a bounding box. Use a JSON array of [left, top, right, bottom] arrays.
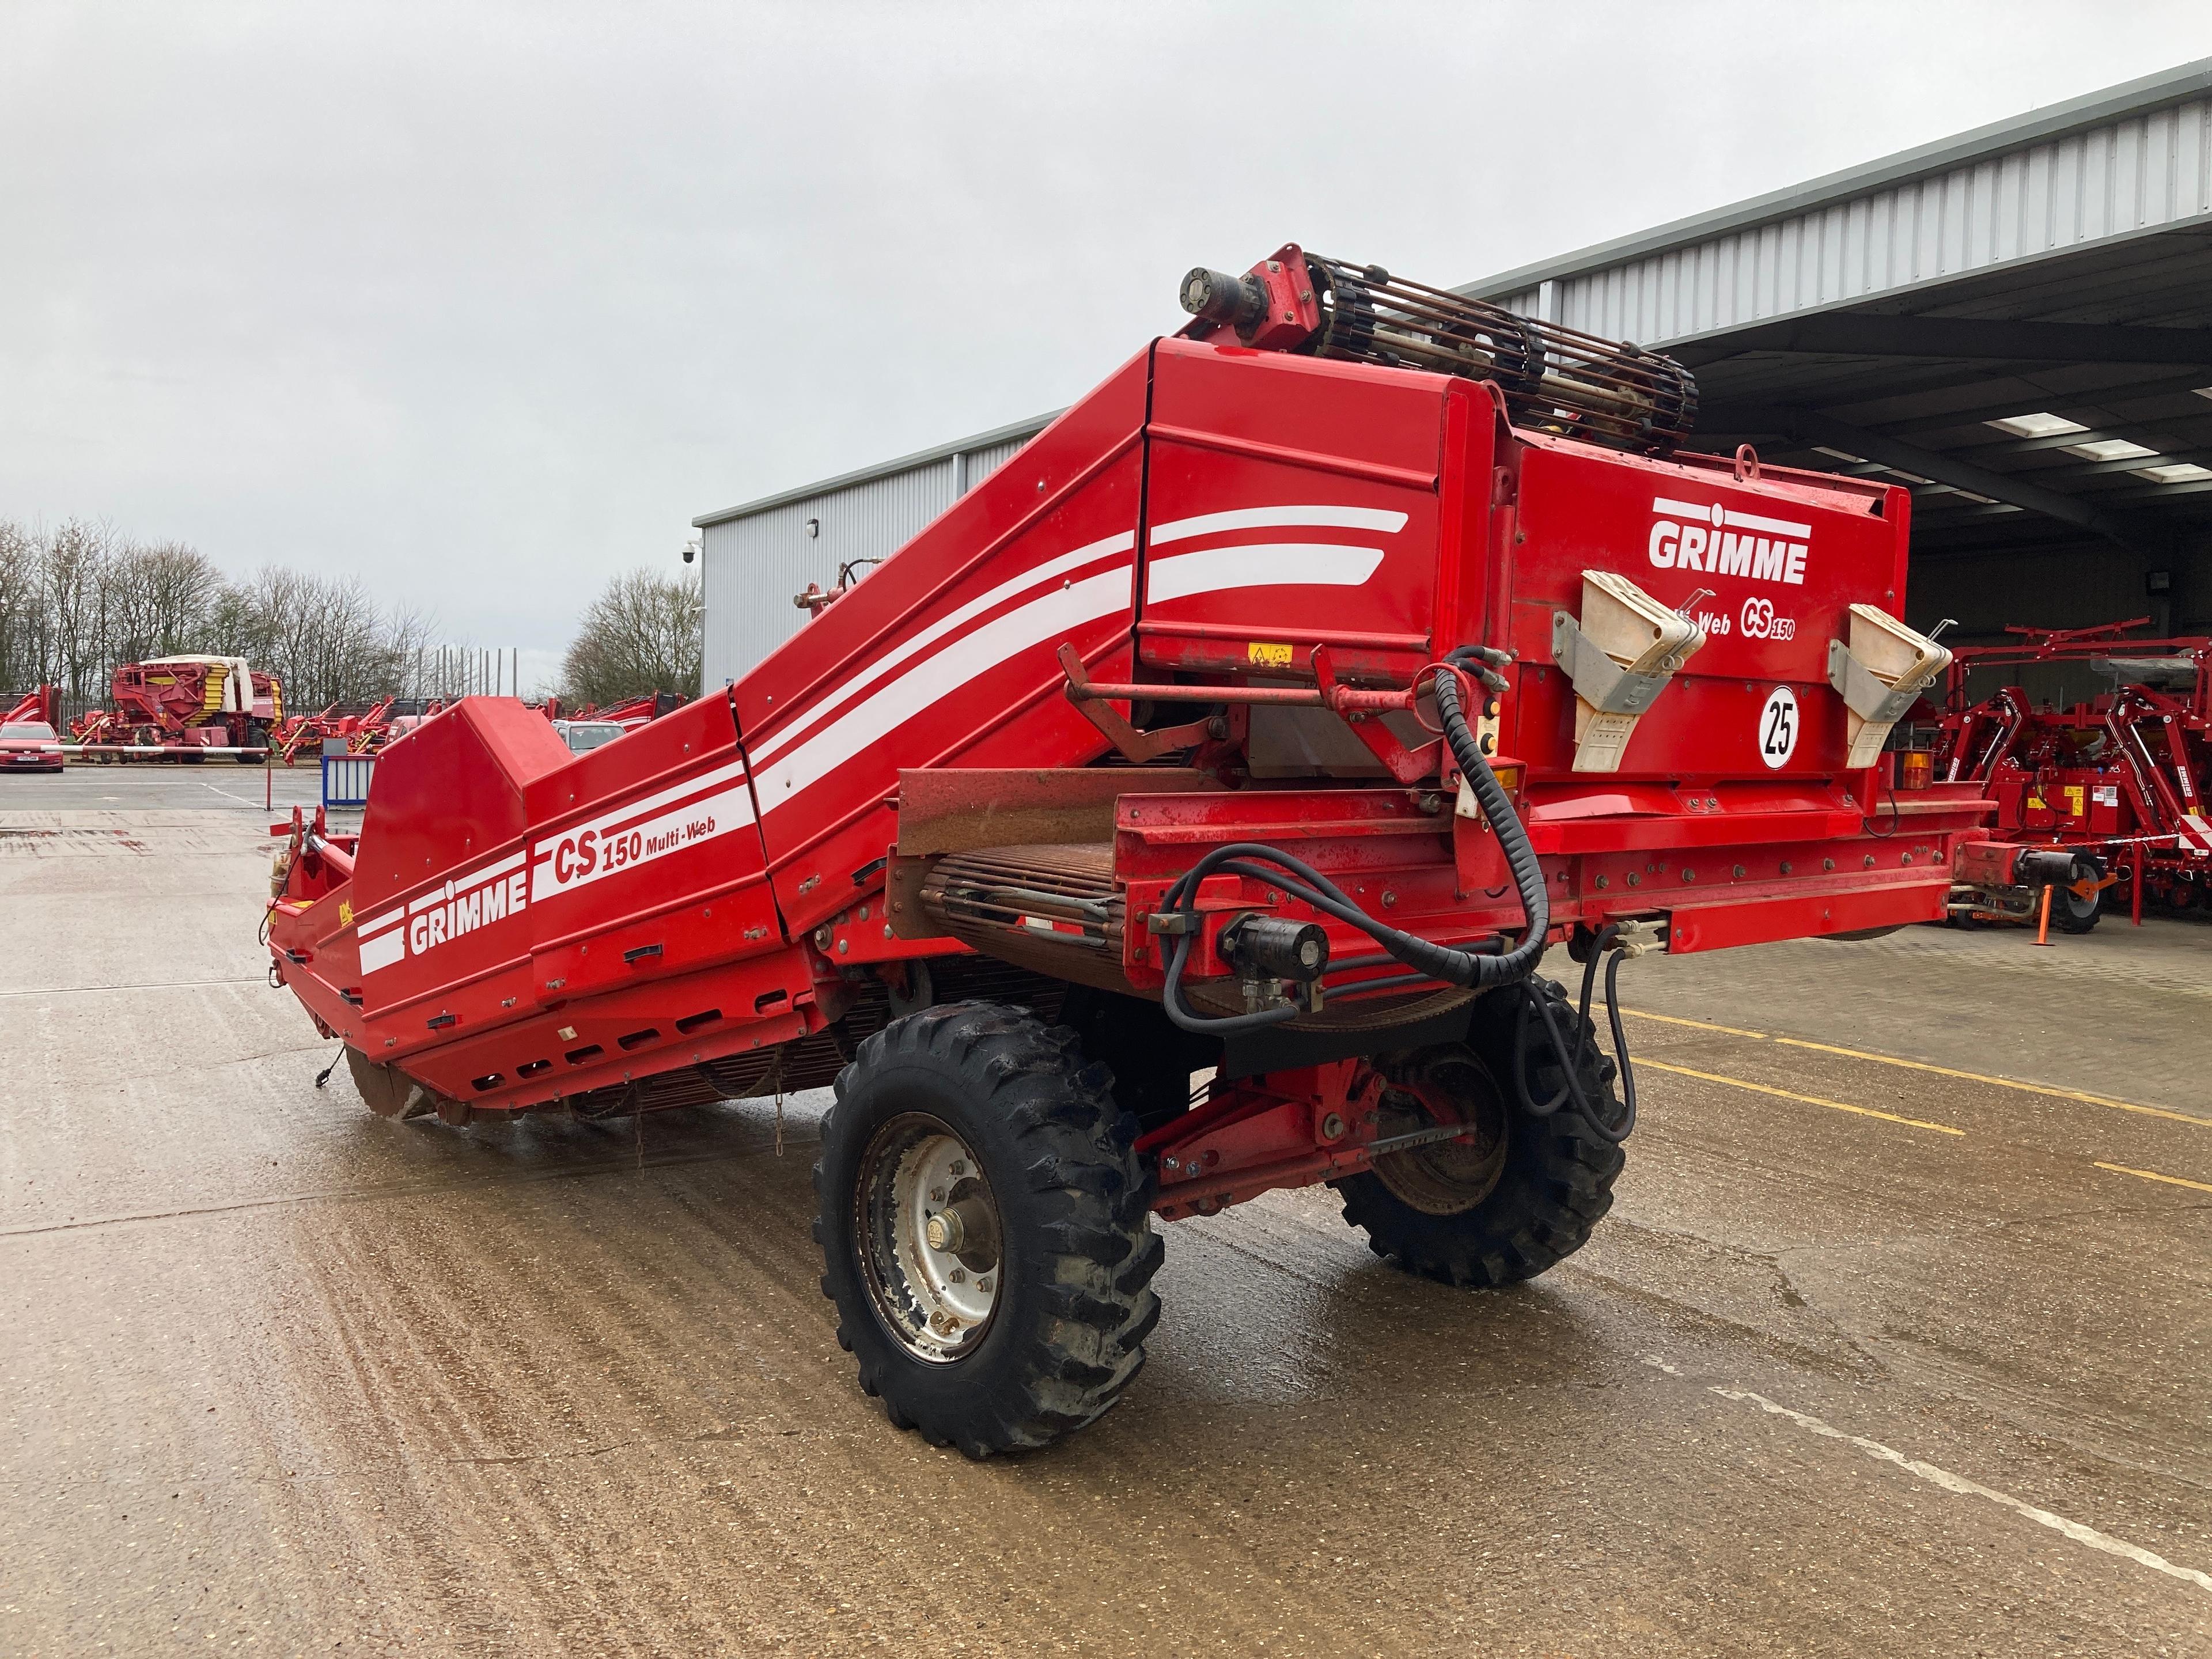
[[3, 768, 2209, 1656]]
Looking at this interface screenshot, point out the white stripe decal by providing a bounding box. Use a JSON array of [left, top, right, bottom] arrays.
[[749, 532, 1135, 768], [360, 929, 407, 974], [569, 754, 751, 843], [1726, 507, 1815, 537], [1145, 543, 1386, 605], [357, 908, 403, 941], [759, 563, 1135, 809], [1652, 495, 1813, 539], [1147, 505, 1408, 546]]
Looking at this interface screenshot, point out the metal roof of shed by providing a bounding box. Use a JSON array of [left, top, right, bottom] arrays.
[[1453, 59, 2212, 562], [692, 411, 1058, 529]]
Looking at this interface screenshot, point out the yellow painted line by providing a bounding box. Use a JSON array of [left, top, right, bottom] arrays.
[[2095, 1161, 2212, 1196], [1639, 1058, 1964, 1136], [1621, 1009, 2211, 1130], [1615, 1009, 1769, 1039]]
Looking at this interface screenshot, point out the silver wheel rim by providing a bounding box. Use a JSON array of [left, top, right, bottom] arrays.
[[855, 1113, 1004, 1363]]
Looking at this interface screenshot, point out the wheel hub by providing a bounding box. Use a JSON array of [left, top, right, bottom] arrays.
[[1369, 1054, 1510, 1216], [855, 1115, 1004, 1363]]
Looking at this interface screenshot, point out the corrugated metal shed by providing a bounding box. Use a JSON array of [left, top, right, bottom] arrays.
[[694, 414, 1055, 687], [1465, 60, 2212, 346]]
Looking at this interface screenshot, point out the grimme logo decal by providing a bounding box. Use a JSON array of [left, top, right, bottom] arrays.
[[1649, 497, 1810, 586], [355, 759, 757, 977], [355, 849, 527, 975], [410, 865, 529, 955]]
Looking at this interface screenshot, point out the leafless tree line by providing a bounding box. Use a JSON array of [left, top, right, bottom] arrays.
[[0, 517, 444, 710], [559, 568, 703, 709]]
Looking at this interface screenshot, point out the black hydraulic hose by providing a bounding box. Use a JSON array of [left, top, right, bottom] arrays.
[[1512, 924, 1637, 1143], [1156, 644, 1550, 1035]]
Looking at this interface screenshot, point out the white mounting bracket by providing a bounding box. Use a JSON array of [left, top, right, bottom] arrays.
[[1825, 604, 1952, 768], [1550, 571, 1706, 772]]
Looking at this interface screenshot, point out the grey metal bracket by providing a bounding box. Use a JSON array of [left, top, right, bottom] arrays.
[[1826, 638, 1943, 726], [1552, 612, 1672, 715]]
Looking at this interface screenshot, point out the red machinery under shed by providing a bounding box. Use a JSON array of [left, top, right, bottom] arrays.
[[267, 244, 2016, 1457], [1933, 620, 2212, 927]]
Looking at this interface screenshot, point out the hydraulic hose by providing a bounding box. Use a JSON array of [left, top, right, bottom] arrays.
[[1157, 645, 1550, 1035], [1512, 923, 1638, 1143]]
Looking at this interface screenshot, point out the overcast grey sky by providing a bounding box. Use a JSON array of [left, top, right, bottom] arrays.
[[5, 2, 2210, 675]]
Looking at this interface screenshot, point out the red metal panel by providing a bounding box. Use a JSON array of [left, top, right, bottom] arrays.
[[740, 357, 1152, 936], [1508, 438, 1908, 780], [1139, 339, 1446, 672]]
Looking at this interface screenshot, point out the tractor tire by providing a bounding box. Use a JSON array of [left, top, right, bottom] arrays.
[[1334, 977, 1627, 1288], [813, 1002, 1160, 1458], [2054, 863, 2103, 934]]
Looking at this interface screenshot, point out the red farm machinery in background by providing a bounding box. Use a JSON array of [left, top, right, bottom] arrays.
[[71, 656, 282, 761], [267, 242, 2018, 1458], [274, 697, 400, 764], [1930, 620, 2211, 928], [3, 685, 60, 728], [567, 691, 687, 731]]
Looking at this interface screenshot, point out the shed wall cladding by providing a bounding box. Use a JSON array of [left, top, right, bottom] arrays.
[[959, 433, 1032, 490], [700, 428, 1044, 688], [1497, 97, 2212, 346]]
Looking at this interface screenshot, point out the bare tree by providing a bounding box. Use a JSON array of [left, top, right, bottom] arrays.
[[43, 520, 115, 697], [559, 569, 702, 707], [0, 514, 501, 715], [0, 520, 37, 693], [100, 540, 225, 665]]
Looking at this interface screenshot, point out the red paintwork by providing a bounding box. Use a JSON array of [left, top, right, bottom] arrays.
[[268, 266, 1997, 1211], [3, 685, 59, 729]]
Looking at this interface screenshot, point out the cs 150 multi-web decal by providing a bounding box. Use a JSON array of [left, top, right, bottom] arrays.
[[354, 502, 1400, 975]]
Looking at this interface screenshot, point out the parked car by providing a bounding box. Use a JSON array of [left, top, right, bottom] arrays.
[[1, 721, 66, 773], [552, 719, 627, 755]]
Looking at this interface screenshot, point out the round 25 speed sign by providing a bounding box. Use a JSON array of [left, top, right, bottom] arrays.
[[1758, 685, 1798, 769]]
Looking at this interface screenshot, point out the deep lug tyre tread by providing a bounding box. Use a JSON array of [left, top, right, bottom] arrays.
[[1334, 977, 1628, 1289], [812, 1002, 1161, 1457]]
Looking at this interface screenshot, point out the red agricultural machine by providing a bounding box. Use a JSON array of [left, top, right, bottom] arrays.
[[1931, 620, 2211, 927], [268, 243, 2012, 1457], [73, 656, 281, 761], [569, 691, 686, 730], [3, 685, 59, 728], [274, 697, 400, 764]]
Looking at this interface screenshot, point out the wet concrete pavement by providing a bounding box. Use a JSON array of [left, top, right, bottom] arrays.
[[4, 772, 2209, 1656]]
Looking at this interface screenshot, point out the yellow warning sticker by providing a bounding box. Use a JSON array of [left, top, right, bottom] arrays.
[[1247, 641, 1295, 669], [338, 900, 353, 927]]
